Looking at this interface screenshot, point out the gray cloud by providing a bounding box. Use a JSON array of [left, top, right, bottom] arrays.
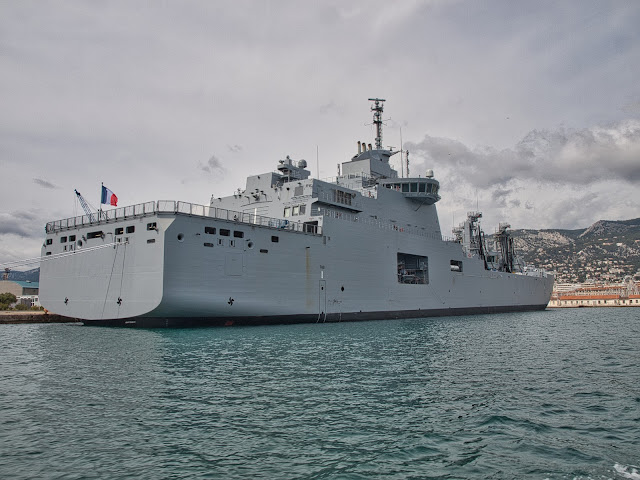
[[200, 155, 225, 174], [33, 178, 57, 189], [0, 211, 44, 238], [407, 120, 640, 189], [227, 144, 242, 153], [319, 102, 345, 116], [492, 187, 512, 201]]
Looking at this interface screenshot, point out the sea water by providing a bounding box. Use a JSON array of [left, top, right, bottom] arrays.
[[0, 308, 638, 479]]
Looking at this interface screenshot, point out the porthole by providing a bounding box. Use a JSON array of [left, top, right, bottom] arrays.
[[247, 241, 254, 249], [177, 233, 184, 242]]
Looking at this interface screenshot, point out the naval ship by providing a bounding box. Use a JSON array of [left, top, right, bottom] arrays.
[[39, 99, 554, 327]]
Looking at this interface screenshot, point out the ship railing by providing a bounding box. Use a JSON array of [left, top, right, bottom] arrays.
[[46, 200, 322, 236], [320, 172, 376, 184]]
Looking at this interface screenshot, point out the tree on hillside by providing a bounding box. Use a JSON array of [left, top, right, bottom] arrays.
[[0, 293, 17, 305]]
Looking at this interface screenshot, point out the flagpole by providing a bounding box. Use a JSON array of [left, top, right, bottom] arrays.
[[100, 182, 103, 221]]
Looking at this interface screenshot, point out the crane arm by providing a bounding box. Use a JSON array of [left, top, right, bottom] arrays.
[[74, 189, 97, 221]]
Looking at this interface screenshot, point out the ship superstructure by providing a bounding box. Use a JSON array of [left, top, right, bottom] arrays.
[[39, 99, 554, 327]]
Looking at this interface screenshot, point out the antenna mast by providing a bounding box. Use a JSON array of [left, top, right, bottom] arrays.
[[368, 98, 385, 150]]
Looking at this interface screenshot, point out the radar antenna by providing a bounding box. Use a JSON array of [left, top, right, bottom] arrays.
[[368, 98, 386, 150]]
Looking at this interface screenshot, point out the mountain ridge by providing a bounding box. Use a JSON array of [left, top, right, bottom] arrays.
[[510, 217, 640, 283]]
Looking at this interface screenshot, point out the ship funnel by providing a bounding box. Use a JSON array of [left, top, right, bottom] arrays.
[[368, 143, 372, 151], [358, 141, 361, 154]]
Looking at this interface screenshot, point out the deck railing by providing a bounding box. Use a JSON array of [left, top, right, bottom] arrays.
[[45, 200, 322, 236]]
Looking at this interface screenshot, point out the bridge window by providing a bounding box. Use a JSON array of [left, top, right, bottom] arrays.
[[284, 207, 291, 217], [220, 229, 230, 236], [419, 183, 426, 192], [334, 189, 352, 206], [292, 206, 299, 216], [69, 235, 76, 242], [401, 183, 409, 192], [87, 231, 103, 239], [115, 227, 124, 235], [60, 236, 67, 243], [205, 227, 216, 234], [233, 231, 244, 238], [410, 183, 418, 192], [126, 226, 135, 234]]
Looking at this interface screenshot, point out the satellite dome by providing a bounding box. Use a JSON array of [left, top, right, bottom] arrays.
[[426, 169, 434, 178], [298, 159, 307, 168]]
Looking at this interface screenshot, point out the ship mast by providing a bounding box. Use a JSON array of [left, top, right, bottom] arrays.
[[368, 98, 385, 150]]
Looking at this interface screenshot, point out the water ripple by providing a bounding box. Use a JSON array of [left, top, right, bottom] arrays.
[[1, 308, 638, 479]]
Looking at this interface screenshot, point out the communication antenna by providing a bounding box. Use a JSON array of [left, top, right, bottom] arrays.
[[399, 125, 404, 178], [368, 98, 386, 150]]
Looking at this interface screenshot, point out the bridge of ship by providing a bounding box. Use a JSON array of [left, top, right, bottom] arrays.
[[379, 178, 441, 204]]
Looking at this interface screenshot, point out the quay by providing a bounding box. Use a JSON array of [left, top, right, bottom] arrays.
[[0, 311, 78, 325]]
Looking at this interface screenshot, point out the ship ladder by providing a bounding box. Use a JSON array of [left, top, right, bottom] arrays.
[[101, 241, 127, 319]]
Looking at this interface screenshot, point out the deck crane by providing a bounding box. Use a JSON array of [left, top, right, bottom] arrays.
[[74, 189, 98, 222]]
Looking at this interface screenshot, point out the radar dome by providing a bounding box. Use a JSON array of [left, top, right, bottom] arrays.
[[298, 159, 307, 168], [426, 169, 434, 178]]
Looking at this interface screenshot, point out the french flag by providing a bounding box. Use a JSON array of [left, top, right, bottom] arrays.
[[101, 185, 118, 206]]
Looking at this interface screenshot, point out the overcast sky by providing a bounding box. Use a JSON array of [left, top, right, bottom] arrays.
[[1, 0, 639, 266]]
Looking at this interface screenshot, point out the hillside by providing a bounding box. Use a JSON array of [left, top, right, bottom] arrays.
[[511, 218, 640, 283], [3, 268, 40, 283]]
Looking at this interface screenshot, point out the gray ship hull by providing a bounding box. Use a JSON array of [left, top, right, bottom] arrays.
[[40, 206, 553, 327], [82, 304, 549, 328]]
